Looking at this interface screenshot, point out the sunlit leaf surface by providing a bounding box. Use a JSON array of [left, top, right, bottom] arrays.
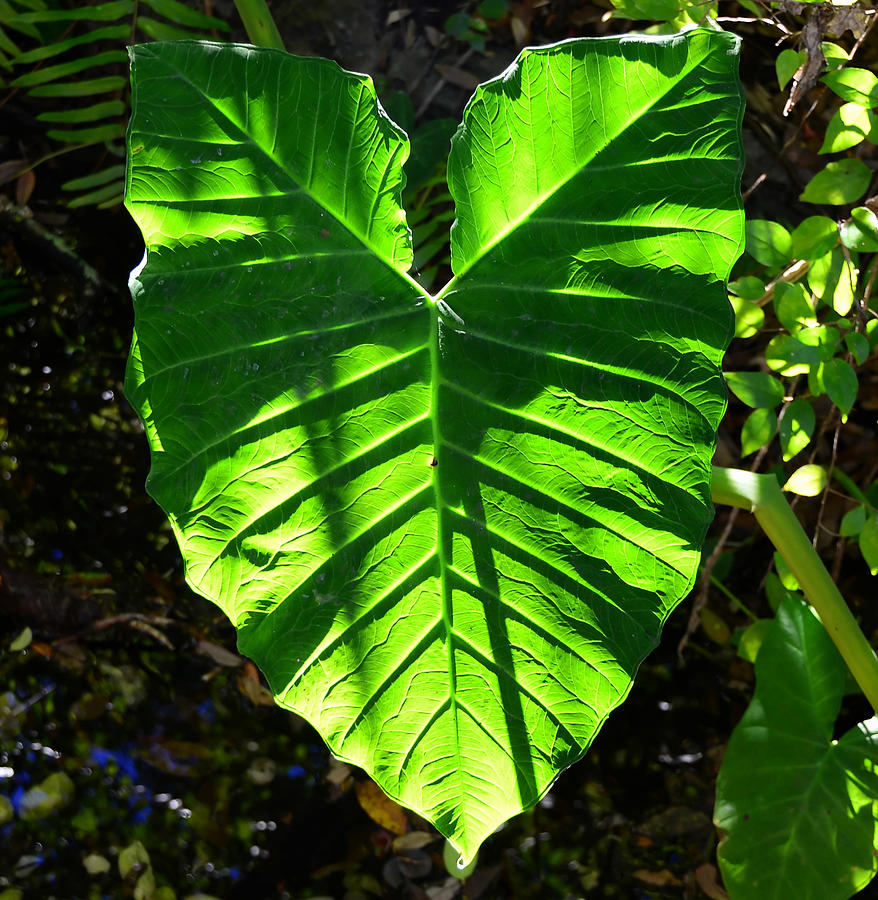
[[125, 32, 743, 861]]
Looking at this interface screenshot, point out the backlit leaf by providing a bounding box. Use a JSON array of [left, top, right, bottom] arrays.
[[125, 35, 743, 861], [783, 464, 827, 496], [778, 397, 814, 461], [799, 158, 871, 205]]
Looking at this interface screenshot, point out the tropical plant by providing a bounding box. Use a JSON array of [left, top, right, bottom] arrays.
[[123, 12, 878, 899], [1, 0, 228, 207]]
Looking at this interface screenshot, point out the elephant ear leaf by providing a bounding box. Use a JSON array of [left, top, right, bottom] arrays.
[[125, 31, 744, 863]]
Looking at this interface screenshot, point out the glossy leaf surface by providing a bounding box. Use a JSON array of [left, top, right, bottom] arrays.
[[125, 33, 743, 860], [716, 597, 878, 900]]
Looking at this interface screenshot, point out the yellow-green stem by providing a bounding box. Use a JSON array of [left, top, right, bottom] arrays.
[[233, 0, 284, 50], [711, 466, 878, 715]]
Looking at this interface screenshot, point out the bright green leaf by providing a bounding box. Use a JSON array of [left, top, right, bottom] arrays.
[[119, 840, 150, 878], [9, 626, 32, 651], [775, 48, 805, 90], [783, 463, 827, 496], [860, 516, 878, 575], [840, 206, 878, 252], [745, 219, 791, 268], [729, 294, 763, 339], [741, 407, 775, 457], [774, 281, 817, 332], [791, 215, 837, 259], [821, 42, 850, 66], [125, 34, 744, 862], [820, 102, 871, 154], [808, 248, 856, 316], [799, 158, 871, 205], [724, 371, 783, 408], [822, 67, 878, 107], [823, 357, 858, 421], [840, 505, 866, 537], [778, 397, 815, 460], [716, 596, 878, 900]]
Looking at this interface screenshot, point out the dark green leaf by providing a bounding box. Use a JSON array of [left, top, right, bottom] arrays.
[[37, 99, 125, 124], [11, 50, 128, 87], [741, 407, 775, 457], [823, 357, 858, 422], [28, 75, 127, 97], [775, 48, 804, 90], [141, 0, 229, 30], [840, 505, 866, 537], [724, 371, 783, 408], [716, 596, 878, 900], [11, 23, 129, 64]]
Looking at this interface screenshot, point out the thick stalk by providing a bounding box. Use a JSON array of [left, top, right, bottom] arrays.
[[233, 0, 285, 50], [711, 466, 878, 715]]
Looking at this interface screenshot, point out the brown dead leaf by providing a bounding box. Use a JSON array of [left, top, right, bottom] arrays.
[[236, 663, 276, 706], [392, 830, 438, 852], [633, 868, 682, 887], [15, 170, 35, 206], [355, 778, 408, 835], [434, 65, 481, 91], [695, 863, 730, 900], [195, 639, 241, 667]]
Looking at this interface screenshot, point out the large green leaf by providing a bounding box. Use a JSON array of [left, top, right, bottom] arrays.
[[125, 33, 744, 862], [715, 596, 878, 900]]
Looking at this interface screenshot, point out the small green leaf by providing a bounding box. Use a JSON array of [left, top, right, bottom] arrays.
[[776, 49, 805, 90], [28, 76, 128, 98], [791, 215, 838, 259], [840, 206, 878, 252], [37, 100, 126, 124], [745, 219, 792, 268], [10, 50, 128, 87], [136, 15, 202, 41], [45, 124, 126, 145], [141, 0, 229, 30], [9, 1, 132, 22], [477, 0, 508, 16], [728, 276, 764, 301], [20, 772, 75, 820], [808, 248, 856, 316], [729, 295, 764, 339], [823, 357, 858, 421], [62, 164, 126, 192], [118, 840, 150, 879], [845, 331, 870, 365], [820, 102, 871, 154], [735, 618, 772, 663], [11, 23, 130, 64], [820, 42, 850, 66], [799, 159, 871, 205], [868, 320, 878, 349], [9, 626, 32, 651], [860, 516, 878, 575], [779, 397, 815, 460], [822, 67, 878, 107], [840, 505, 866, 537], [783, 464, 827, 496], [773, 551, 799, 590], [716, 596, 878, 900], [725, 371, 784, 408], [774, 282, 817, 332], [741, 407, 776, 457], [766, 326, 835, 376]]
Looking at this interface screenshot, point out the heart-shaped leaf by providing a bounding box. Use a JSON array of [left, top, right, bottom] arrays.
[[125, 32, 744, 861]]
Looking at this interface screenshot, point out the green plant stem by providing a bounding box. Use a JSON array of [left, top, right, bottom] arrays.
[[709, 573, 757, 621], [832, 466, 872, 508], [711, 466, 878, 715], [232, 0, 284, 50]]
